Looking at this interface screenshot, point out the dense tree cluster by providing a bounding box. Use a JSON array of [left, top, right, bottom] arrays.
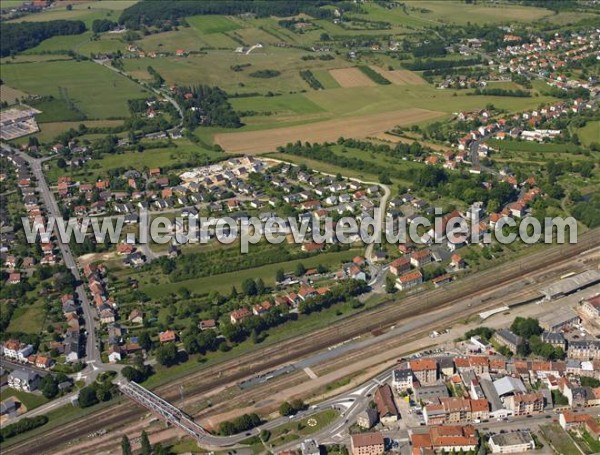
[[358, 65, 391, 85], [300, 70, 324, 90], [405, 57, 481, 72], [0, 20, 86, 57], [174, 85, 242, 129], [219, 413, 262, 436], [91, 19, 117, 34], [279, 399, 307, 416], [0, 416, 48, 442], [473, 88, 531, 97], [119, 1, 357, 29]]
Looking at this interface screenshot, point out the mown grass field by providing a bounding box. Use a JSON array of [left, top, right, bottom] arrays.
[[0, 389, 50, 412], [122, 47, 345, 94], [8, 0, 137, 26], [0, 60, 148, 120], [578, 120, 599, 146], [186, 15, 241, 34], [408, 1, 554, 25]]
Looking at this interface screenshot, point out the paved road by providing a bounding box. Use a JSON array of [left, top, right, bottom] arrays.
[[94, 59, 184, 129], [1, 144, 101, 367]]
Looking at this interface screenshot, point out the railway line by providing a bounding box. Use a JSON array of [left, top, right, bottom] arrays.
[[5, 230, 598, 455]]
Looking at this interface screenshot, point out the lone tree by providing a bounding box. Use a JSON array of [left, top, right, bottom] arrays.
[[141, 430, 151, 455], [121, 435, 132, 455]]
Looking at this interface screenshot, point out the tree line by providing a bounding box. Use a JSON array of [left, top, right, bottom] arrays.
[[119, 0, 358, 29], [1, 20, 86, 57]]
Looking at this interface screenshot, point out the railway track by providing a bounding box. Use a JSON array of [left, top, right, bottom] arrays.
[[5, 230, 598, 455]]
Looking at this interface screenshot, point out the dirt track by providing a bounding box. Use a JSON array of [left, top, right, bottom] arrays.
[[214, 108, 445, 154]]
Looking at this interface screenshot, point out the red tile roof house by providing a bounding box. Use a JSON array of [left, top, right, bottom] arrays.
[[198, 319, 217, 330], [116, 243, 135, 255], [253, 301, 272, 316], [230, 307, 252, 324], [8, 273, 21, 284], [159, 330, 177, 343], [298, 285, 318, 301], [390, 257, 411, 276], [301, 242, 324, 253], [410, 249, 432, 268], [395, 270, 423, 291]]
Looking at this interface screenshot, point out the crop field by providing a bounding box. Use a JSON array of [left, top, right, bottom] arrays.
[[0, 60, 148, 120], [329, 67, 376, 88], [304, 84, 555, 117], [370, 67, 425, 85], [214, 108, 445, 154]]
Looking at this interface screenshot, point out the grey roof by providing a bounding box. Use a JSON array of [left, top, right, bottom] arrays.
[[541, 331, 565, 343], [393, 368, 412, 381], [495, 329, 522, 346], [540, 270, 600, 299], [490, 431, 534, 447], [301, 439, 320, 455], [480, 378, 504, 412], [493, 376, 527, 397], [9, 369, 38, 382]]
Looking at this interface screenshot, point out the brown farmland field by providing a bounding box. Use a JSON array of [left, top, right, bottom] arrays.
[[329, 67, 376, 88], [214, 108, 445, 154]]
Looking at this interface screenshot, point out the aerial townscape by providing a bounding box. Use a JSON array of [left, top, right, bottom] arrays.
[[0, 0, 599, 454]]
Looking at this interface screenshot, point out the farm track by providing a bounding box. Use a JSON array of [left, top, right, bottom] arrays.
[[5, 229, 598, 455]]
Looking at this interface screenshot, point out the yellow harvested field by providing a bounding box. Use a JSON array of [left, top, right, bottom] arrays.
[[0, 85, 28, 105], [215, 108, 445, 154], [370, 67, 426, 85], [329, 67, 376, 88]]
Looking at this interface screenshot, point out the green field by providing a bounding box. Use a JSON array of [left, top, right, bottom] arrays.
[[8, 0, 138, 26], [46, 139, 222, 182], [578, 120, 600, 146], [122, 47, 345, 94], [487, 139, 585, 154], [131, 248, 361, 298], [540, 424, 583, 455], [187, 15, 241, 34], [0, 60, 148, 120], [0, 389, 50, 412], [6, 300, 46, 334], [408, 1, 554, 25]]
